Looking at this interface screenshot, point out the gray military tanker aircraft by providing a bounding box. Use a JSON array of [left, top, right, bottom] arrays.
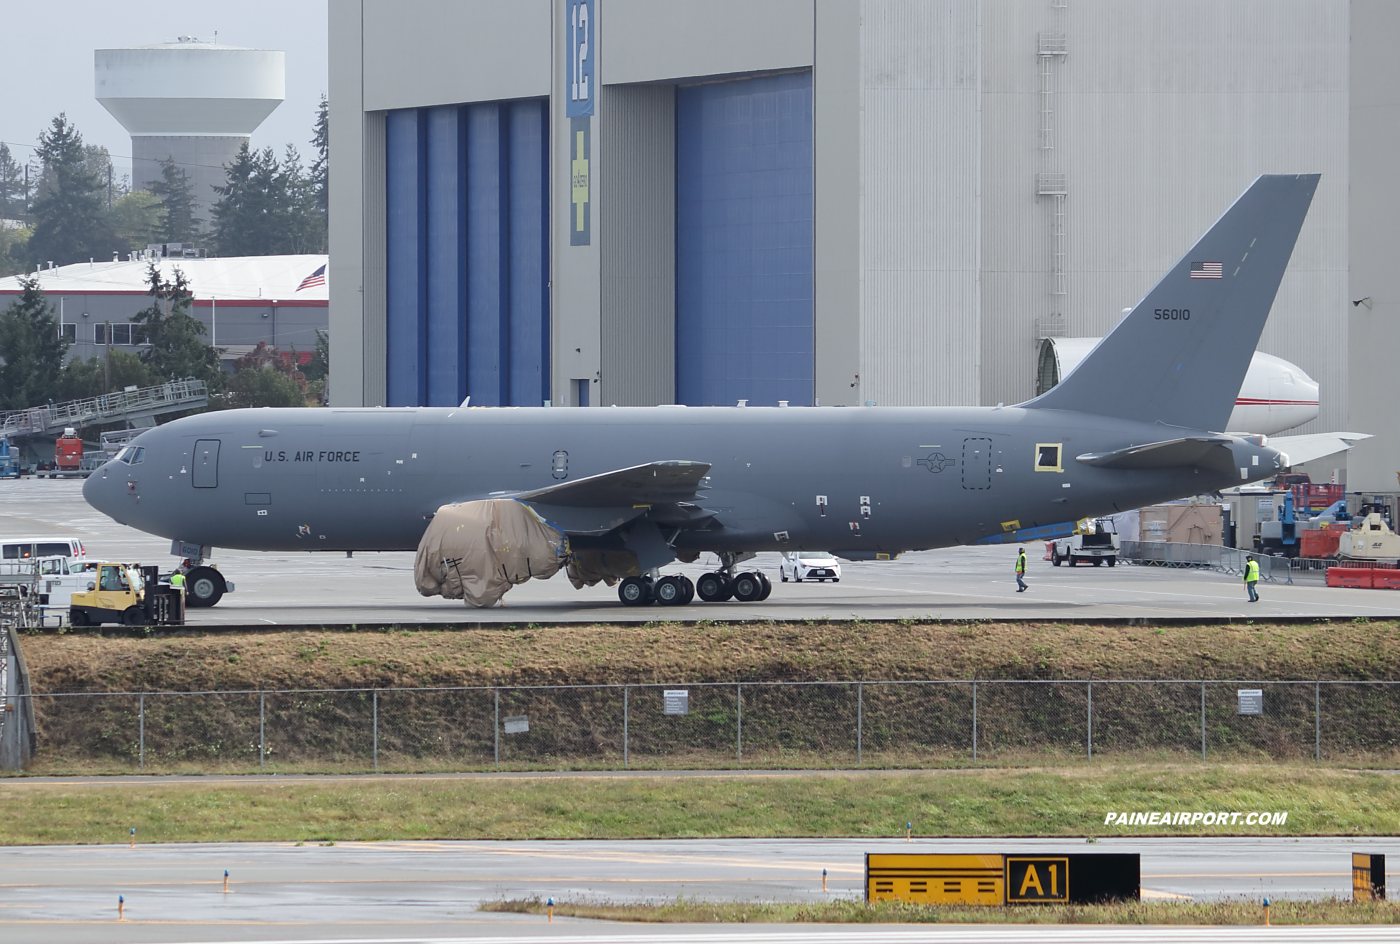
[[85, 174, 1318, 608]]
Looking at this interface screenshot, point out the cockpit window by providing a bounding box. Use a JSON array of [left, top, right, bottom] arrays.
[[116, 447, 134, 464], [131, 447, 144, 464], [116, 446, 145, 465]]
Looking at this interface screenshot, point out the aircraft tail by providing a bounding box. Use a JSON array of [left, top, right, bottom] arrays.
[[1025, 174, 1319, 432]]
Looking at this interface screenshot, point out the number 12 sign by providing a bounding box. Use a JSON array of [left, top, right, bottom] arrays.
[[567, 0, 595, 117]]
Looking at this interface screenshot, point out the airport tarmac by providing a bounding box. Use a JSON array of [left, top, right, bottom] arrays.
[[1, 836, 1396, 944], [3, 478, 1399, 624]]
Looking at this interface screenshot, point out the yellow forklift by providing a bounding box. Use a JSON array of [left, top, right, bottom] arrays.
[[69, 563, 184, 627]]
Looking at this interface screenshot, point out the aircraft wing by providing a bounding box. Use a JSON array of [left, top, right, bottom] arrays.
[[1265, 432, 1372, 467], [1075, 436, 1236, 472], [515, 460, 713, 537]]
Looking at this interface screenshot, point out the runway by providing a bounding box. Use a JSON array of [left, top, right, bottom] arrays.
[[1, 837, 1396, 944], [2, 479, 1397, 624]]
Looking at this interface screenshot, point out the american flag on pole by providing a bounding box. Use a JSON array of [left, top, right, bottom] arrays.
[[1190, 261, 1223, 279], [297, 264, 327, 291]]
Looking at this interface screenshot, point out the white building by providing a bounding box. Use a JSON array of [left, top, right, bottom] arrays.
[[0, 255, 327, 368], [327, 1, 1397, 489]]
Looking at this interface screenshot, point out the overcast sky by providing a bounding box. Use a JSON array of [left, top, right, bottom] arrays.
[[0, 0, 327, 182]]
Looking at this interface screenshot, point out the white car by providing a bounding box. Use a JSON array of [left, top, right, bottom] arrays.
[[780, 552, 841, 583]]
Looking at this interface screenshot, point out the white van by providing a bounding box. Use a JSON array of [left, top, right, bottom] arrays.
[[1, 536, 88, 562]]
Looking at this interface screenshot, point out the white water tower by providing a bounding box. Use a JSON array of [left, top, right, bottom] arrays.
[[96, 38, 285, 230]]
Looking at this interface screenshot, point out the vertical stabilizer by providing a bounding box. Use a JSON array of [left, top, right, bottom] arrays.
[[1025, 174, 1319, 432]]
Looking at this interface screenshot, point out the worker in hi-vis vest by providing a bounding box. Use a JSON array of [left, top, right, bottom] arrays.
[[170, 571, 186, 596], [1244, 555, 1260, 603], [1015, 547, 1028, 593]]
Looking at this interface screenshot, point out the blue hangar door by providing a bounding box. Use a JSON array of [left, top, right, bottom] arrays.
[[675, 71, 814, 407], [385, 99, 550, 407]]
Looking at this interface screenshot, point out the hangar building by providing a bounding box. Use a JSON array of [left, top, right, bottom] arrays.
[[328, 1, 1399, 491]]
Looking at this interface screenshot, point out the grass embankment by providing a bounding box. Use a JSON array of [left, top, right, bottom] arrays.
[[1, 765, 1396, 845], [484, 897, 1400, 925], [22, 619, 1400, 693]]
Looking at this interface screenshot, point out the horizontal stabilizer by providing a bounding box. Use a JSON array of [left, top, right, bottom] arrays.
[[517, 460, 712, 508], [1076, 437, 1234, 471], [1267, 432, 1372, 467]]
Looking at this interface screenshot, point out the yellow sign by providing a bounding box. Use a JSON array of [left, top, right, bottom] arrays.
[[866, 854, 1004, 905], [1353, 853, 1383, 902], [571, 130, 589, 232], [1006, 857, 1069, 903], [1001, 520, 1021, 532]]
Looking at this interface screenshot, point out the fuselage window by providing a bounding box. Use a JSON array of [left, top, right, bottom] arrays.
[[1035, 443, 1064, 473]]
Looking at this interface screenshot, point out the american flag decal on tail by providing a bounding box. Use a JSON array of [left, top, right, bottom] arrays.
[[1190, 261, 1223, 279], [297, 264, 327, 291]]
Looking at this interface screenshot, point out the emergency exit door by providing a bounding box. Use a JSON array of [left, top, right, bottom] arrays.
[[962, 438, 992, 490], [192, 440, 220, 488]]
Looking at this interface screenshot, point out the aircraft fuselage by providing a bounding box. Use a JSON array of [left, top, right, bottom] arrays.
[[84, 404, 1282, 557]]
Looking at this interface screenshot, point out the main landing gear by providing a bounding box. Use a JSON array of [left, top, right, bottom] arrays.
[[617, 555, 773, 607]]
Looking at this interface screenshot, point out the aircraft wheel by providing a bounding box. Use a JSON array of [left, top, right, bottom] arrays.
[[618, 576, 652, 606], [696, 572, 733, 602], [679, 575, 695, 604], [1106, 557, 1116, 567], [121, 606, 145, 627], [185, 567, 225, 607], [654, 575, 688, 606], [733, 571, 764, 602], [757, 572, 773, 601]]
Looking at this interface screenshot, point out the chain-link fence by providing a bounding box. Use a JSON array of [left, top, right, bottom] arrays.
[[9, 680, 1400, 775]]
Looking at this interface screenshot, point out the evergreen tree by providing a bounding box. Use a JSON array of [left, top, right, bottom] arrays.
[[0, 143, 25, 221], [26, 114, 113, 266], [211, 143, 298, 256], [0, 276, 69, 409], [310, 94, 329, 245], [130, 262, 223, 390], [110, 191, 165, 251], [227, 365, 307, 408], [148, 157, 200, 243], [302, 329, 329, 383], [59, 350, 155, 400], [282, 145, 322, 254]]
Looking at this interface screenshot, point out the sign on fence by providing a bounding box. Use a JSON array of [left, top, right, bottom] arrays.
[[1237, 689, 1263, 715], [503, 715, 529, 734], [664, 690, 689, 715]]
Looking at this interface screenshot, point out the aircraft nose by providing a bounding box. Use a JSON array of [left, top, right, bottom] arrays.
[[83, 456, 127, 521]]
